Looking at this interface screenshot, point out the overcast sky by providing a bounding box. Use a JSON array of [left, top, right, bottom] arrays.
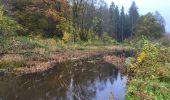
[[105, 0, 170, 33]]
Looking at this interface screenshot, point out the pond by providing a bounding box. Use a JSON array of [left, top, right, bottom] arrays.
[[0, 55, 127, 100]]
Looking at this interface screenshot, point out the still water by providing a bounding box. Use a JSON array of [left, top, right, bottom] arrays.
[[0, 56, 127, 100]]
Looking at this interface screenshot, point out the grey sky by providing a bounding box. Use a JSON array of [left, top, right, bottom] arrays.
[[105, 0, 170, 33]]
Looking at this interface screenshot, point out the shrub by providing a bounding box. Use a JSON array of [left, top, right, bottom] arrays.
[[62, 32, 71, 43], [0, 6, 22, 36], [102, 32, 117, 45], [0, 6, 22, 53], [126, 39, 170, 99]]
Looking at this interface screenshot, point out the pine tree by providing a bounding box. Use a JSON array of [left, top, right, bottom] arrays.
[[120, 6, 125, 41], [109, 2, 116, 37], [129, 1, 139, 38], [114, 6, 119, 40]]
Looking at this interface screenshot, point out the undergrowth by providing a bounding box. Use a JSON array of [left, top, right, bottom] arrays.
[[125, 37, 170, 99]]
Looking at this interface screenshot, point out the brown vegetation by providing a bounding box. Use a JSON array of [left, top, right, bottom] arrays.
[[0, 46, 131, 74], [103, 55, 126, 72]]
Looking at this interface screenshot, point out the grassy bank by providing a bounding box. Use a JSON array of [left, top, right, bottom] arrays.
[[0, 36, 131, 74], [125, 38, 170, 99]]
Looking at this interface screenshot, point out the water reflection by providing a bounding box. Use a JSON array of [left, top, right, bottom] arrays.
[[0, 58, 127, 100]]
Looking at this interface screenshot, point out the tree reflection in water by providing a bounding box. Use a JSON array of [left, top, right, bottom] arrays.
[[0, 57, 127, 100]]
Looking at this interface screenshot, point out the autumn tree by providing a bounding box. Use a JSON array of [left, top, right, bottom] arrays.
[[1, 0, 166, 42], [135, 13, 163, 39], [5, 0, 71, 38]]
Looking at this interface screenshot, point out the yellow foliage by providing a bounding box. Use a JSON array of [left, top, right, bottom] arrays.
[[130, 63, 137, 72], [37, 38, 57, 46], [136, 51, 146, 64], [130, 51, 146, 72], [30, 36, 57, 46], [62, 32, 71, 43], [56, 39, 65, 46], [73, 44, 79, 49], [45, 39, 57, 46]]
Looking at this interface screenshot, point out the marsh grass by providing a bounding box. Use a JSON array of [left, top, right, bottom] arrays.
[[0, 36, 125, 74]]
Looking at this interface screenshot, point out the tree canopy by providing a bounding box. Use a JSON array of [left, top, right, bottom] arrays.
[[0, 0, 166, 42], [135, 13, 164, 39]]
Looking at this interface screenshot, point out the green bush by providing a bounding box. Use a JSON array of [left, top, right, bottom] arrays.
[[0, 6, 22, 36], [126, 39, 170, 99]]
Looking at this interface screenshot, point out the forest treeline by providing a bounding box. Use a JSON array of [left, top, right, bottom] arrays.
[[0, 0, 166, 42], [0, 1, 170, 99]]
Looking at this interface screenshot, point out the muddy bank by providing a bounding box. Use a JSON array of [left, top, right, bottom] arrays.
[[103, 55, 126, 73], [0, 46, 133, 75]]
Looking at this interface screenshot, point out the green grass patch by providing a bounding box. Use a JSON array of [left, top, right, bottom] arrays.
[[0, 60, 25, 71]]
